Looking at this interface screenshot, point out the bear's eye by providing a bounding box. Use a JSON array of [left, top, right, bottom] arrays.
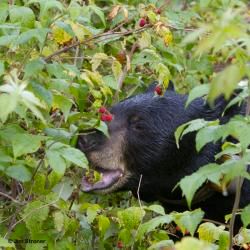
[[129, 116, 144, 131]]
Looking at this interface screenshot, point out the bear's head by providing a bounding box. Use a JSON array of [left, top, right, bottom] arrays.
[[76, 84, 227, 202]]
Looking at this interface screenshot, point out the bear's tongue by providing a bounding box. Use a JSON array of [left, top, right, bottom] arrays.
[[82, 169, 123, 192]]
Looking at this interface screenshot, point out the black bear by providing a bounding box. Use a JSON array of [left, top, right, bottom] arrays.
[[77, 82, 250, 222]]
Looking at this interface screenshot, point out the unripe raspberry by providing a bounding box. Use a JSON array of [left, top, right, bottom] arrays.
[[155, 85, 163, 95], [139, 18, 147, 27]]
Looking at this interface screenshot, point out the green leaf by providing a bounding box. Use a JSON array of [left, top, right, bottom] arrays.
[[16, 28, 49, 47], [179, 173, 206, 208], [0, 61, 4, 76], [89, 5, 106, 27], [118, 207, 145, 230], [22, 200, 49, 235], [241, 204, 250, 228], [12, 133, 43, 158], [60, 147, 88, 168], [198, 222, 219, 243], [175, 237, 217, 250], [98, 215, 110, 237], [24, 59, 45, 78], [0, 35, 18, 47], [53, 211, 64, 232], [53, 94, 73, 121], [30, 81, 53, 107], [172, 209, 204, 236], [208, 64, 245, 103], [146, 204, 165, 215], [196, 125, 220, 152], [9, 6, 35, 28], [6, 164, 32, 182], [0, 237, 15, 248], [55, 21, 75, 37], [136, 215, 172, 240], [175, 119, 208, 148], [186, 84, 210, 107], [0, 93, 17, 122], [148, 240, 174, 250], [96, 121, 109, 137], [112, 60, 122, 81], [46, 148, 67, 175]]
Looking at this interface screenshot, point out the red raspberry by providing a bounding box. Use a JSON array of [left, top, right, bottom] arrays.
[[105, 114, 113, 121], [117, 240, 123, 249], [101, 114, 113, 122], [155, 85, 163, 95], [139, 18, 147, 27], [98, 106, 106, 113]]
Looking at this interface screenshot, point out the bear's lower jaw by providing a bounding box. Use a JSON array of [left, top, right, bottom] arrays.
[[81, 168, 124, 192]]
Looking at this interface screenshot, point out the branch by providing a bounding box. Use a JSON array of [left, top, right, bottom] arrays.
[[0, 191, 23, 204], [114, 42, 139, 101], [44, 24, 152, 62], [228, 95, 250, 249]]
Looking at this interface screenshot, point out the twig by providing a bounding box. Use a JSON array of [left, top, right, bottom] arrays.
[[228, 177, 243, 250], [114, 43, 139, 101], [0, 191, 23, 204], [131, 174, 143, 250], [228, 95, 250, 250], [44, 24, 152, 62], [137, 174, 143, 209], [4, 183, 65, 239]]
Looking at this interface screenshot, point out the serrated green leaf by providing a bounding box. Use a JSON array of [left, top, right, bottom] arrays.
[[179, 173, 206, 208], [0, 93, 17, 122], [22, 200, 49, 235], [24, 59, 45, 78], [0, 61, 4, 76], [60, 147, 88, 168], [186, 84, 210, 107], [175, 237, 217, 250], [136, 215, 172, 240], [46, 149, 67, 175], [30, 81, 53, 107], [53, 211, 64, 232], [53, 94, 73, 121], [0, 35, 18, 47], [196, 125, 220, 152], [146, 204, 165, 215], [148, 240, 174, 250], [0, 237, 15, 248], [98, 215, 110, 237], [208, 64, 245, 103], [241, 204, 250, 228], [6, 164, 32, 182], [12, 133, 43, 158], [172, 209, 204, 236], [112, 60, 122, 81], [9, 6, 35, 28], [118, 207, 145, 230]]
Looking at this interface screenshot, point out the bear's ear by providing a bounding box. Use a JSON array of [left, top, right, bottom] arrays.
[[145, 80, 175, 93], [167, 80, 175, 91]]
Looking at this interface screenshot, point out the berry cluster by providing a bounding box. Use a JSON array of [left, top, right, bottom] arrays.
[[98, 106, 113, 122]]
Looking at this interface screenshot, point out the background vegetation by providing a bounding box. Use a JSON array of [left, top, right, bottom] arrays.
[[0, 0, 249, 249]]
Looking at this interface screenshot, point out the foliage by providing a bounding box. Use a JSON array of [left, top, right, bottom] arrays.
[[0, 0, 249, 249]]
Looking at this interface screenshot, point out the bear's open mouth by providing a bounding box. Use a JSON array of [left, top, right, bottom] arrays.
[[81, 167, 124, 192]]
